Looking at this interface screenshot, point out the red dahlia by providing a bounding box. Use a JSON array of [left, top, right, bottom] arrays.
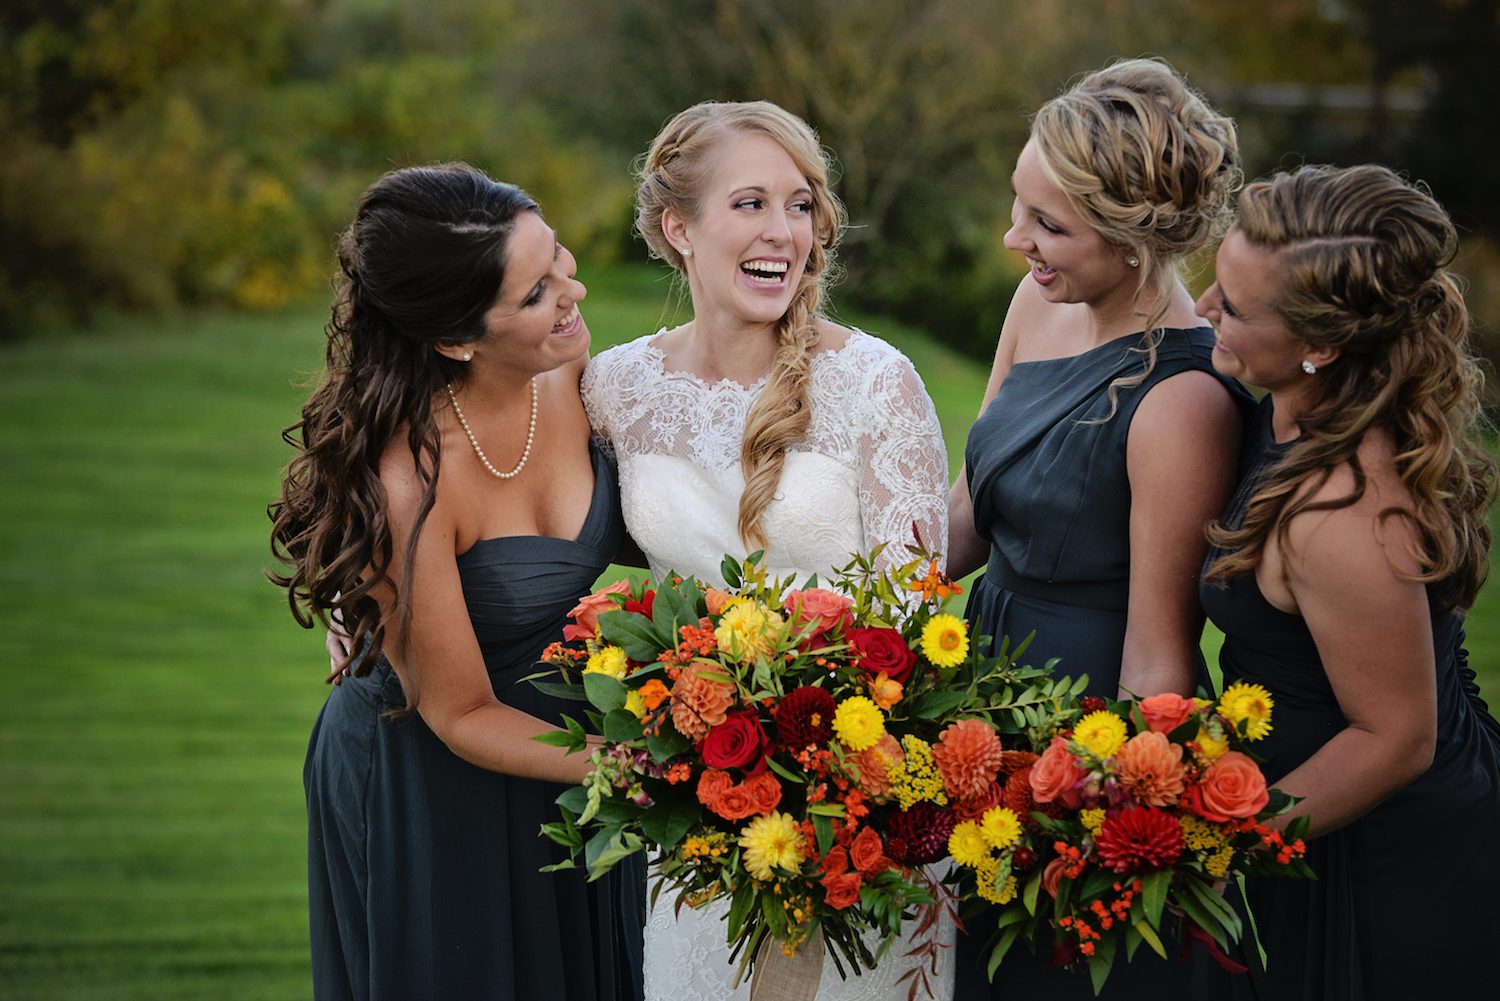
[[884, 802, 956, 866], [774, 686, 837, 750], [1094, 806, 1184, 873]]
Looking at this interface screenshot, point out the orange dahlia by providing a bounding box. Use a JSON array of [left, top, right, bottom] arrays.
[[670, 664, 735, 741], [952, 780, 1005, 822], [1114, 731, 1187, 808], [846, 733, 903, 798], [931, 718, 1005, 802]]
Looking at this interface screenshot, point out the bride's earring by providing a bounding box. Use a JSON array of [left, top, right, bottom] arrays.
[[1301, 360, 1317, 375]]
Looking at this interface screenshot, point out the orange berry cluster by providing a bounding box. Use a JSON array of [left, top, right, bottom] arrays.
[[1059, 878, 1144, 955], [1053, 840, 1088, 880], [1236, 818, 1306, 865]]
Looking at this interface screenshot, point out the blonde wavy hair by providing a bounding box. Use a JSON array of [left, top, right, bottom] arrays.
[[1032, 57, 1241, 417], [635, 100, 846, 549], [1204, 164, 1496, 611]]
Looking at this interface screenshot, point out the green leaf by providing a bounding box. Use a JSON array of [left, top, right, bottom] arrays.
[[603, 708, 644, 742], [813, 813, 835, 856], [598, 610, 667, 661], [986, 923, 1022, 981], [1172, 889, 1230, 948], [721, 556, 743, 589], [646, 728, 691, 763], [656, 583, 698, 638], [1124, 920, 1142, 960], [1022, 868, 1043, 916], [907, 690, 970, 719], [1141, 868, 1171, 929], [1180, 875, 1241, 937], [556, 786, 589, 815], [639, 796, 698, 850], [583, 672, 628, 713], [765, 756, 805, 784], [586, 831, 644, 880], [1087, 932, 1116, 995], [532, 729, 583, 750], [807, 803, 846, 817], [538, 859, 577, 873], [1133, 915, 1168, 959], [530, 680, 589, 701]]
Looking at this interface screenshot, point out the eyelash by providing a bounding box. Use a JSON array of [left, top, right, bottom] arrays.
[[1037, 217, 1062, 235], [524, 282, 547, 308], [734, 198, 813, 214], [1219, 295, 1238, 319]]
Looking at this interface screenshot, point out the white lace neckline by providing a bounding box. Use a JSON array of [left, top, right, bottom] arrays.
[[642, 327, 866, 394]]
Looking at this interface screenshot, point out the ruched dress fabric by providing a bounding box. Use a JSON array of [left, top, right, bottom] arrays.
[[957, 326, 1249, 999], [304, 445, 645, 1001], [1201, 399, 1500, 1001], [584, 329, 955, 1001]]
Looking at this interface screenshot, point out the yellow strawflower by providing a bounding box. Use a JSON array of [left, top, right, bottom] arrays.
[[979, 806, 1022, 850], [1219, 682, 1275, 741], [1195, 724, 1230, 762], [920, 614, 970, 668], [948, 821, 992, 868], [714, 600, 784, 664], [739, 812, 805, 881], [833, 696, 886, 752], [1074, 710, 1128, 759], [584, 646, 628, 680]]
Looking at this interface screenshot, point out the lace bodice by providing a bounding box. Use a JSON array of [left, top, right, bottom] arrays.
[[583, 330, 949, 587], [584, 328, 955, 1001]]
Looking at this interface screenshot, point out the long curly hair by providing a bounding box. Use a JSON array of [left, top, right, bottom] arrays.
[[1204, 164, 1496, 611], [1031, 57, 1241, 417], [634, 100, 847, 549], [268, 164, 539, 677]]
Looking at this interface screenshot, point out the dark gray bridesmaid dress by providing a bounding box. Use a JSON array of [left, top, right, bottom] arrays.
[[303, 445, 644, 1001], [1202, 399, 1500, 1001], [956, 326, 1250, 999]]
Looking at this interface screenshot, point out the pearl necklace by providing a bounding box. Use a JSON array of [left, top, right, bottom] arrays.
[[445, 378, 538, 480]]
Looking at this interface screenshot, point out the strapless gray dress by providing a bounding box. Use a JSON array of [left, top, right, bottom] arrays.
[[304, 445, 644, 1001]]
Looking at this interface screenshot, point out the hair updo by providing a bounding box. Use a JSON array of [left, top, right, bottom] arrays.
[[1205, 164, 1495, 610], [635, 101, 847, 549], [270, 164, 540, 677], [1032, 57, 1241, 411]]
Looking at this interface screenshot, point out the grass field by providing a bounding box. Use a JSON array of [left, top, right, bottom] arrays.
[[2, 263, 1496, 999]]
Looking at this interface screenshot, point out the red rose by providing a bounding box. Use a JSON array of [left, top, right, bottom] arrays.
[[821, 845, 850, 877], [783, 588, 855, 647], [849, 826, 890, 875], [701, 710, 772, 774], [847, 626, 917, 684], [822, 871, 863, 910]]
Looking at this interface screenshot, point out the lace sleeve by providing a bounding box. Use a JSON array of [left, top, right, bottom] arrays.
[[854, 349, 950, 577], [580, 353, 617, 461]]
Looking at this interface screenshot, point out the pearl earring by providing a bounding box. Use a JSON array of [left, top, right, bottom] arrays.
[[681, 247, 692, 258], [1301, 360, 1317, 375], [462, 353, 472, 362], [1127, 255, 1140, 269]]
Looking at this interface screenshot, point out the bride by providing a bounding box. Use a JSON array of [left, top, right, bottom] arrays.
[[584, 101, 955, 1000]]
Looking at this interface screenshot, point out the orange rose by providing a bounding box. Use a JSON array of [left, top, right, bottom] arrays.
[[696, 769, 733, 811], [1114, 731, 1187, 808], [821, 845, 849, 877], [744, 771, 783, 816], [1030, 736, 1086, 809], [783, 587, 855, 647], [1197, 751, 1270, 819], [714, 782, 759, 821], [1139, 692, 1197, 734], [1042, 856, 1068, 899], [704, 589, 734, 616], [563, 579, 631, 641], [822, 871, 863, 910], [849, 826, 890, 875]]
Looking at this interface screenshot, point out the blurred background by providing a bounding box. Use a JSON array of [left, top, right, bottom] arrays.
[[3, 2, 1498, 998]]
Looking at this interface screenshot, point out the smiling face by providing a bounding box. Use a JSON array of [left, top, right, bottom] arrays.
[[1003, 140, 1134, 310], [470, 210, 590, 375], [1195, 227, 1327, 394], [673, 130, 816, 332]]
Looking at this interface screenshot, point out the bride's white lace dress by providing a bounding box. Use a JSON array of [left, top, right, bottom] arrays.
[[583, 329, 956, 1001]]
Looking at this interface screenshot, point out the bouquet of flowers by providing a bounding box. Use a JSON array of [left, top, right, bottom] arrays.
[[533, 547, 1081, 997], [951, 684, 1313, 993]]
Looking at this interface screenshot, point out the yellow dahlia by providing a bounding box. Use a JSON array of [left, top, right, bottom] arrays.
[[1219, 682, 1275, 741], [948, 821, 991, 868], [920, 614, 970, 667], [833, 696, 887, 752], [714, 600, 784, 664], [584, 645, 628, 680], [979, 806, 1022, 850], [1074, 710, 1128, 759], [739, 811, 805, 881]]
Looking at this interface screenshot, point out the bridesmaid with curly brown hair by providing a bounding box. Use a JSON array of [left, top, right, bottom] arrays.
[[270, 164, 643, 1001], [1197, 163, 1500, 1000]]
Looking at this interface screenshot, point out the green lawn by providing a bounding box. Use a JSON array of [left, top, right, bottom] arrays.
[[1, 263, 1495, 999]]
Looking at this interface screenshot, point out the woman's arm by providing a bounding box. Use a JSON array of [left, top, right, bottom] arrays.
[[1121, 370, 1242, 696], [378, 459, 595, 786], [1261, 460, 1437, 837]]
